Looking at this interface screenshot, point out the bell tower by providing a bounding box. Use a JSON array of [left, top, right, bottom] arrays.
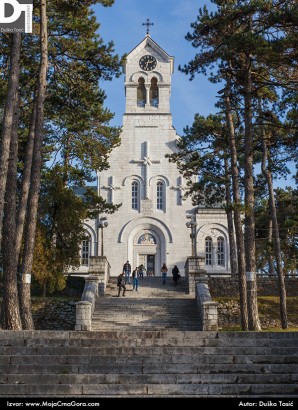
[[123, 29, 174, 115]]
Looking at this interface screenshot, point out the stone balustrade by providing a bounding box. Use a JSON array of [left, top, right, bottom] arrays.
[[75, 256, 110, 331], [185, 256, 219, 331], [196, 277, 218, 331]]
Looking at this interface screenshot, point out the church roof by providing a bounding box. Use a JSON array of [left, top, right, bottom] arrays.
[[124, 35, 174, 74]]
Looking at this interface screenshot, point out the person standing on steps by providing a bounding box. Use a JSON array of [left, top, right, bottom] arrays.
[[161, 263, 168, 285], [117, 272, 126, 297], [123, 260, 131, 284], [138, 264, 145, 279], [132, 267, 139, 292], [172, 265, 180, 286]]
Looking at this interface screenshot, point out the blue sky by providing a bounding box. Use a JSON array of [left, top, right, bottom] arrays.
[[94, 0, 216, 136], [94, 0, 296, 188]]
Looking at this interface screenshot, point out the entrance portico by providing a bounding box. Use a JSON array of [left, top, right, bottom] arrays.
[[121, 218, 172, 277]]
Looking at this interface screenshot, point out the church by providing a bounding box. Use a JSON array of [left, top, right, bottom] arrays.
[[74, 32, 231, 277]]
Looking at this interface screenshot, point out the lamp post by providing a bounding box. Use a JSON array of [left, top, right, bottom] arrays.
[[186, 214, 197, 257], [98, 217, 108, 257]]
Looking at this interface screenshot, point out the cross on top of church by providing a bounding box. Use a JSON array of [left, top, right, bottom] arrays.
[[142, 18, 154, 35]]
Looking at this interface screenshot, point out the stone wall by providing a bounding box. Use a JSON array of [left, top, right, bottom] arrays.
[[209, 276, 298, 297], [32, 299, 77, 330]]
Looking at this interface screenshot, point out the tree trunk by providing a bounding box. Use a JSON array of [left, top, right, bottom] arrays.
[[19, 0, 48, 330], [224, 156, 238, 275], [267, 218, 275, 275], [2, 92, 22, 330], [243, 53, 261, 331], [224, 74, 248, 330], [15, 101, 37, 263], [0, 33, 22, 249], [261, 129, 288, 329]]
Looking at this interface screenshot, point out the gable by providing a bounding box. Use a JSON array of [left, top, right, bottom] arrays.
[[123, 36, 174, 74]]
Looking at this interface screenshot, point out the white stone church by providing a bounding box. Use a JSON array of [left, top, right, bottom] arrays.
[[74, 34, 231, 277]]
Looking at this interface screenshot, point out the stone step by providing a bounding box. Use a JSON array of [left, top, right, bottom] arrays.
[[0, 331, 297, 346], [1, 372, 297, 385], [0, 383, 297, 397], [0, 329, 209, 339], [1, 354, 297, 367], [0, 285, 297, 399], [91, 277, 202, 332], [91, 325, 202, 331], [2, 338, 297, 349], [1, 346, 297, 357], [223, 332, 298, 342], [1, 362, 296, 376]]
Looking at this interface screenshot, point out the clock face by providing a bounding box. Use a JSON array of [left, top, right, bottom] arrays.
[[139, 55, 157, 71]]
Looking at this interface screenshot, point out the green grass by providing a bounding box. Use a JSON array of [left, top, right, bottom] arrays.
[[214, 296, 298, 332]]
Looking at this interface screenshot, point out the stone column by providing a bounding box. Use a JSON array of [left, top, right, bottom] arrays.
[[89, 256, 110, 294], [185, 256, 207, 296], [75, 301, 92, 331], [145, 86, 150, 106]]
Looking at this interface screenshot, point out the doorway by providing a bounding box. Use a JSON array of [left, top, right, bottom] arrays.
[[139, 254, 155, 276]]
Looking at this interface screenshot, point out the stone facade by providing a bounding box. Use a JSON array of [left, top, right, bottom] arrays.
[[73, 35, 231, 277]]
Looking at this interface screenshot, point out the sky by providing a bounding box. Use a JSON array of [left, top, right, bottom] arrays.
[[93, 0, 296, 188]]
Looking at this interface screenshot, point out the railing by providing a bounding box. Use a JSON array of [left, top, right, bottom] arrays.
[[195, 277, 218, 331], [75, 256, 110, 331], [185, 256, 219, 331]]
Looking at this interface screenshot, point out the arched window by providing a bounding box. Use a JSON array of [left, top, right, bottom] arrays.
[[137, 77, 146, 107], [132, 181, 139, 210], [205, 237, 212, 266], [81, 235, 90, 266], [157, 181, 163, 210], [217, 237, 225, 266], [150, 77, 158, 107]]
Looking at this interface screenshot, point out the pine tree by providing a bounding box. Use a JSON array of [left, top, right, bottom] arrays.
[[0, 0, 123, 329], [180, 0, 297, 329]]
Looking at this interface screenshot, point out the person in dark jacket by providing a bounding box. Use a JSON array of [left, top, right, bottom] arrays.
[[122, 260, 131, 284], [117, 272, 126, 296], [138, 264, 145, 279], [172, 265, 180, 285]]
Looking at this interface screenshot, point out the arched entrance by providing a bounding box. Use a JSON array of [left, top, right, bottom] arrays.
[[119, 217, 172, 276], [134, 231, 158, 276]]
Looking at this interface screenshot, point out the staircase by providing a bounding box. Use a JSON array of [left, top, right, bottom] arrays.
[[92, 277, 202, 331], [0, 330, 297, 397], [0, 278, 297, 397]]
